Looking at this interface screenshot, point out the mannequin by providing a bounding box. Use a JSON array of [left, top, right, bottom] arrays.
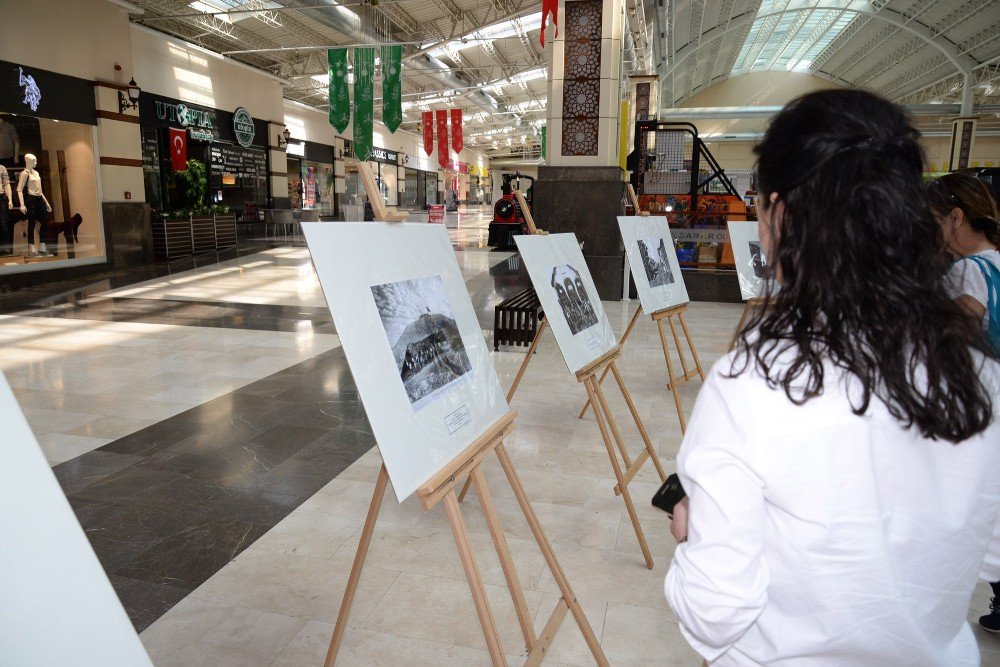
[[16, 153, 53, 257], [0, 162, 11, 256], [0, 118, 20, 168]]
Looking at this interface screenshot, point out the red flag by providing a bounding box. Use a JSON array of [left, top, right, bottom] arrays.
[[169, 127, 187, 171], [540, 0, 558, 47], [421, 111, 434, 156], [450, 108, 463, 154], [436, 109, 449, 170]]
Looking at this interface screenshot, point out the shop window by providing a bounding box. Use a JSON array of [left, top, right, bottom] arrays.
[[0, 113, 104, 272]]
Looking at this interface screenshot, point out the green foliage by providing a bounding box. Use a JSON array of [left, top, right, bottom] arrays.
[[173, 159, 208, 214]]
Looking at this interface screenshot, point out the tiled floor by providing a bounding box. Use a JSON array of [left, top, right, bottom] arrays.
[[5, 208, 999, 664]]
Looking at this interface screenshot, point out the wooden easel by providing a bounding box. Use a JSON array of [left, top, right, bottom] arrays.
[[514, 191, 546, 235], [358, 162, 409, 222], [324, 411, 610, 666], [579, 303, 703, 433], [728, 296, 766, 351], [460, 319, 664, 569], [626, 183, 649, 217]]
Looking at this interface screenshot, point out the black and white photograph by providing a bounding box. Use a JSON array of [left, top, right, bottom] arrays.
[[637, 237, 675, 288], [748, 241, 771, 279], [550, 264, 599, 335], [371, 275, 473, 409]]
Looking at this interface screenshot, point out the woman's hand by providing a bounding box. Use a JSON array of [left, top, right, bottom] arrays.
[[671, 497, 690, 543]]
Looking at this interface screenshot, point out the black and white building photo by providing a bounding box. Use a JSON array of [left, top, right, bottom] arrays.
[[371, 275, 472, 408], [637, 237, 675, 288], [748, 241, 770, 279], [550, 264, 599, 335]]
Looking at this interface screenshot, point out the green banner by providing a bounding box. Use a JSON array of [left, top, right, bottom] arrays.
[[541, 125, 546, 159], [353, 48, 375, 162], [381, 45, 402, 133], [328, 49, 350, 133]]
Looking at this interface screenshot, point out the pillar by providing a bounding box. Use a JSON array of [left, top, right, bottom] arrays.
[[534, 0, 628, 299], [268, 121, 290, 208]]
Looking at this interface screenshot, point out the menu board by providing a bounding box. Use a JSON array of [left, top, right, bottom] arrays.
[[209, 143, 267, 179], [141, 134, 159, 173]]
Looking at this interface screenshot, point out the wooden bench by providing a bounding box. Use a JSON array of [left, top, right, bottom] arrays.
[[493, 288, 544, 350]]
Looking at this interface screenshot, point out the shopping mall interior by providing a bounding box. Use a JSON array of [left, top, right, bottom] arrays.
[[2, 0, 1000, 665]]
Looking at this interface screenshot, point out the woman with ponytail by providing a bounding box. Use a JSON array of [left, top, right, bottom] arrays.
[[663, 90, 1000, 666]]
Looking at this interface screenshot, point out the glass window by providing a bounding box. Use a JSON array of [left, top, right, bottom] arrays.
[[301, 160, 334, 214], [0, 113, 105, 271], [402, 167, 420, 208]]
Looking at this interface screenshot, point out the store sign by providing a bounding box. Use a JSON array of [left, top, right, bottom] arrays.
[[286, 141, 305, 157], [369, 146, 398, 164], [188, 128, 214, 142], [0, 60, 96, 125], [669, 227, 729, 244], [233, 107, 255, 148], [155, 101, 215, 131]]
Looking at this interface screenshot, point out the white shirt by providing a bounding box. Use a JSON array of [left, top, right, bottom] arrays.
[[946, 249, 1000, 328], [665, 352, 1000, 666], [17, 169, 42, 197]]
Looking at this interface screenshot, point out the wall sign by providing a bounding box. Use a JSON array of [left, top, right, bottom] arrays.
[[140, 93, 266, 147], [369, 146, 398, 164], [0, 60, 96, 125], [233, 107, 255, 148]]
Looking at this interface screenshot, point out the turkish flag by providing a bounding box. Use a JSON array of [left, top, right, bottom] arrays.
[[450, 108, 463, 154], [422, 111, 434, 156], [169, 127, 187, 171], [540, 0, 558, 47], [436, 109, 449, 170]]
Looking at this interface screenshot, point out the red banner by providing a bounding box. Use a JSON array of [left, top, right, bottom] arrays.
[[421, 111, 434, 156], [436, 109, 449, 170], [540, 0, 558, 47], [169, 127, 187, 171], [450, 108, 463, 154]]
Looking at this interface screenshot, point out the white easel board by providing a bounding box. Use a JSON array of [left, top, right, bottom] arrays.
[[727, 220, 770, 300], [618, 215, 689, 312], [302, 222, 508, 501], [515, 233, 617, 373], [0, 372, 153, 667]]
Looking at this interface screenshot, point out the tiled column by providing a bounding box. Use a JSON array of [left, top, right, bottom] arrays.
[[334, 137, 346, 217], [948, 117, 978, 171], [534, 0, 630, 299], [268, 122, 290, 208]]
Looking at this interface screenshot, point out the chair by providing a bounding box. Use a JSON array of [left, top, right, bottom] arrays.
[[273, 210, 296, 239], [300, 209, 320, 223]]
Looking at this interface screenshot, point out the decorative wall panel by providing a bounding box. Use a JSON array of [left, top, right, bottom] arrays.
[[636, 82, 651, 121], [561, 0, 602, 157]]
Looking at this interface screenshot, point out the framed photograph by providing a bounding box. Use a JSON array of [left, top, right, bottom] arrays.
[[727, 220, 771, 300], [515, 233, 617, 374], [618, 216, 689, 313], [302, 222, 508, 501], [0, 372, 153, 666]]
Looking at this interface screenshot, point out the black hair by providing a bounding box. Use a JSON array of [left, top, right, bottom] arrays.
[[735, 89, 994, 443]]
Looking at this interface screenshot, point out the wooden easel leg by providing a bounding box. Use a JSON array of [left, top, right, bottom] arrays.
[[729, 300, 754, 352], [494, 444, 611, 666], [578, 305, 643, 419], [584, 377, 654, 570], [443, 490, 508, 666], [666, 314, 691, 379], [656, 319, 688, 433], [590, 371, 633, 469], [609, 362, 666, 483], [470, 466, 537, 652], [324, 464, 390, 667], [459, 320, 547, 504], [678, 311, 705, 380]]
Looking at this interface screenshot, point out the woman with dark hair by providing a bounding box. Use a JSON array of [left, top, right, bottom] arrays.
[[927, 172, 1000, 634], [664, 89, 1000, 666]]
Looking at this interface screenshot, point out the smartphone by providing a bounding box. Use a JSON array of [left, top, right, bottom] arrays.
[[652, 473, 686, 517]]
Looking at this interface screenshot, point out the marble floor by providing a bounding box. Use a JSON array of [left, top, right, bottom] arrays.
[[3, 214, 999, 664]]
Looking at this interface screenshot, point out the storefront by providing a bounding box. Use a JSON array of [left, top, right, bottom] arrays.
[[344, 145, 399, 210], [0, 59, 105, 273], [285, 139, 335, 216], [401, 166, 438, 210], [139, 93, 270, 217]]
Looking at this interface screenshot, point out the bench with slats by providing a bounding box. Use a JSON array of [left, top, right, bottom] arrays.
[[493, 288, 544, 350]]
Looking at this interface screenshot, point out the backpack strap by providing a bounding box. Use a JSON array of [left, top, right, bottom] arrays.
[[960, 255, 1000, 354]]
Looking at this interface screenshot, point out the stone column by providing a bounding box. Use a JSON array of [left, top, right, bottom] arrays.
[[94, 80, 152, 269], [948, 117, 978, 171], [534, 0, 628, 299]]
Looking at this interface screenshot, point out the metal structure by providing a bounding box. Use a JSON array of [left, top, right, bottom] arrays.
[[119, 0, 1000, 156]]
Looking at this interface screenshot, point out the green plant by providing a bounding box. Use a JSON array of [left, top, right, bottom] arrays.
[[173, 159, 208, 213]]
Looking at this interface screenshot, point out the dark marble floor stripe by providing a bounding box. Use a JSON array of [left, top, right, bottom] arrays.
[[53, 346, 372, 631], [21, 297, 337, 334]]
